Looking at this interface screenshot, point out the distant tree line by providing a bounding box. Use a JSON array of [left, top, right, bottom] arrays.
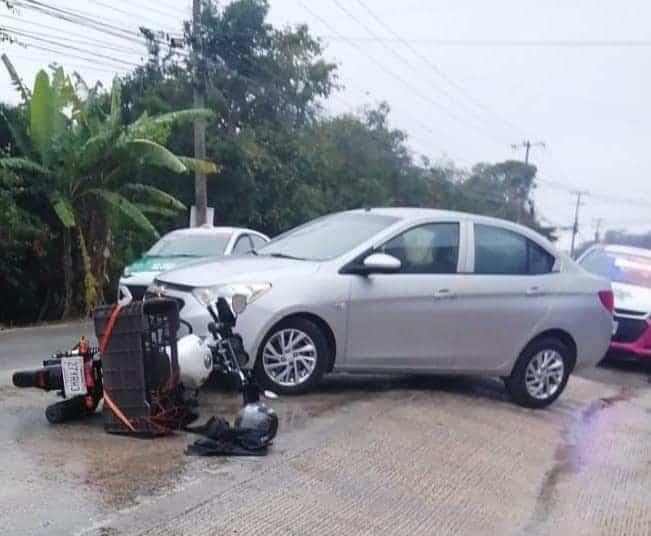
[[0, 0, 554, 324]]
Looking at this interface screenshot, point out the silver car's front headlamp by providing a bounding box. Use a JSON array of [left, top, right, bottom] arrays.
[[192, 282, 272, 308]]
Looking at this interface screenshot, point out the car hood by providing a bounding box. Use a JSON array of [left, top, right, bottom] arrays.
[[128, 255, 219, 274], [156, 255, 321, 287], [612, 281, 651, 314]]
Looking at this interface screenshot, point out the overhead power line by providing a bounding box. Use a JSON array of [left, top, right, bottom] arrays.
[[10, 0, 181, 52], [2, 26, 144, 67], [0, 14, 144, 55], [3, 41, 131, 73], [351, 0, 528, 141], [315, 36, 651, 48], [324, 0, 512, 149]]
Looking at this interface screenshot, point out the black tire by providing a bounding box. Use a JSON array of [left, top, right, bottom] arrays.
[[254, 317, 330, 395], [506, 337, 571, 409]]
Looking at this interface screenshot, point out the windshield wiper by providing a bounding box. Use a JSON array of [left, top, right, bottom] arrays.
[[265, 252, 309, 261]]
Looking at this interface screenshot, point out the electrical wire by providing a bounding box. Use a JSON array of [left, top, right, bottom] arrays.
[[324, 0, 510, 149], [10, 0, 180, 51], [5, 51, 131, 75], [3, 41, 131, 73], [351, 0, 529, 141], [3, 28, 143, 68], [0, 14, 145, 55]]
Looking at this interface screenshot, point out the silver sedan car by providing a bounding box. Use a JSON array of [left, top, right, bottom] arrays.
[[149, 208, 613, 408]]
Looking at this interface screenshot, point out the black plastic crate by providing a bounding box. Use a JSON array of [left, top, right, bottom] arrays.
[[94, 299, 180, 436]]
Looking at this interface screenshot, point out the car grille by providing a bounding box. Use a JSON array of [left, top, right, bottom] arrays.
[[126, 285, 148, 300], [613, 315, 649, 343]]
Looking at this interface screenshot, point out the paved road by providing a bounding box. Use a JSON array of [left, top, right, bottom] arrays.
[[1, 322, 650, 535]]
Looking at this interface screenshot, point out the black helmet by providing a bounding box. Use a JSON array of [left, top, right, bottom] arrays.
[[234, 401, 278, 448]]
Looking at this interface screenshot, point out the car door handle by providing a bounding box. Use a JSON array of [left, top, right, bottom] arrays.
[[526, 286, 543, 296], [434, 289, 457, 300]]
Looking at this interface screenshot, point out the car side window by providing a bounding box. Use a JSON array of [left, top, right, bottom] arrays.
[[250, 235, 267, 250], [233, 235, 253, 254], [474, 224, 554, 275], [380, 223, 460, 274]]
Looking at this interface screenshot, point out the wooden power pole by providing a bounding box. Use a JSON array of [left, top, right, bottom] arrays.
[[570, 190, 588, 258], [192, 0, 208, 226], [511, 140, 545, 223]]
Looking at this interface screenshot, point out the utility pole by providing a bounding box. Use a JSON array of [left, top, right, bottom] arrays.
[[192, 0, 208, 226], [570, 190, 588, 258], [511, 140, 545, 223], [593, 218, 603, 243]]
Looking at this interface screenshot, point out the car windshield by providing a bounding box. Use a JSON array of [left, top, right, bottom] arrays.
[[257, 212, 399, 261], [147, 233, 230, 257], [580, 250, 651, 289]]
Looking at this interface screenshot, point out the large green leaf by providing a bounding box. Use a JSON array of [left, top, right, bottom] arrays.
[[134, 203, 181, 218], [0, 108, 31, 157], [177, 156, 219, 175], [122, 183, 186, 211], [30, 70, 55, 165], [129, 108, 213, 133], [125, 139, 187, 174], [86, 189, 159, 238], [0, 157, 49, 175], [50, 194, 76, 228]]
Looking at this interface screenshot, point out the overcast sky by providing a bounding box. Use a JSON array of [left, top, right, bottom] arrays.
[[2, 0, 651, 250]]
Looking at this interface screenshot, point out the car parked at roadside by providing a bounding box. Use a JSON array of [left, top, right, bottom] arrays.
[[119, 226, 269, 300], [148, 208, 613, 408], [578, 244, 651, 358]]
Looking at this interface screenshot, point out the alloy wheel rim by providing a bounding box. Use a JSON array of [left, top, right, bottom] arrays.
[[525, 349, 565, 400], [262, 329, 317, 387]]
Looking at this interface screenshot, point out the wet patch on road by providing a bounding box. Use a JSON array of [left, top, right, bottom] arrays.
[[522, 385, 640, 534]]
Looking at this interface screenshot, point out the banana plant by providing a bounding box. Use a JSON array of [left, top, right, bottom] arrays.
[[0, 66, 217, 317]]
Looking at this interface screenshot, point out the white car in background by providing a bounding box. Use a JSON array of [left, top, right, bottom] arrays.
[[119, 226, 269, 300], [578, 244, 651, 358], [149, 208, 613, 408]]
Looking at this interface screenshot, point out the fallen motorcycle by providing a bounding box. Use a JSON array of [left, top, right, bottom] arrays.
[[12, 295, 278, 450]]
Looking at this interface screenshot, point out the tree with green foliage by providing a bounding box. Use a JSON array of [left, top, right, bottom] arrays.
[[0, 66, 216, 316]]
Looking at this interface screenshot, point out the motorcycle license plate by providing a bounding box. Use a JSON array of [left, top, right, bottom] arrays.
[[61, 357, 87, 397]]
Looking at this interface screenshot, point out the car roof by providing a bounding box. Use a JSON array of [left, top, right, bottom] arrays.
[[163, 226, 262, 238], [601, 244, 651, 258], [345, 207, 555, 247]]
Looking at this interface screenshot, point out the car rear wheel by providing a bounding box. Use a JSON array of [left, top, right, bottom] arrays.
[[254, 318, 329, 394], [506, 337, 570, 409]]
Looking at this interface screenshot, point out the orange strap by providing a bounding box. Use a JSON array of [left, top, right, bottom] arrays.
[[103, 390, 137, 433], [100, 304, 136, 432]]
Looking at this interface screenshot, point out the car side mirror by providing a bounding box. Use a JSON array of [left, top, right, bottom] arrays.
[[356, 252, 401, 275]]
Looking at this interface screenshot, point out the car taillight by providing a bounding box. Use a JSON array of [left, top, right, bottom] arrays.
[[598, 290, 614, 313]]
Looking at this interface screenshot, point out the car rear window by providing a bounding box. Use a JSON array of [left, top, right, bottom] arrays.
[[474, 224, 555, 275]]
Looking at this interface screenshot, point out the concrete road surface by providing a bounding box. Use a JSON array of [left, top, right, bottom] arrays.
[[1, 322, 650, 536]]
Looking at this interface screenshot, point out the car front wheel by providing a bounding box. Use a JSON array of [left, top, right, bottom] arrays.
[[506, 337, 571, 409], [254, 318, 329, 394]]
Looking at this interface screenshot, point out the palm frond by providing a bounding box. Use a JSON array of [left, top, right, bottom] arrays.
[[49, 194, 76, 228], [130, 108, 213, 131], [0, 108, 31, 157], [85, 189, 159, 238], [122, 183, 186, 211], [0, 157, 49, 175], [124, 139, 187, 174], [176, 156, 219, 175], [1, 53, 30, 102], [134, 203, 182, 218]]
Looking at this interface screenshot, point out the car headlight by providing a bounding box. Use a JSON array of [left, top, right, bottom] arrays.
[[192, 282, 272, 308]]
